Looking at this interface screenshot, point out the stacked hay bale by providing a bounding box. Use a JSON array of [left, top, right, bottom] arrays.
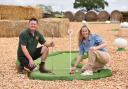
[[110, 10, 123, 22], [97, 11, 110, 21], [0, 5, 43, 37], [64, 11, 74, 21], [74, 11, 86, 22], [39, 18, 70, 37], [0, 18, 70, 37], [85, 11, 97, 21], [0, 20, 27, 37], [0, 5, 42, 20]]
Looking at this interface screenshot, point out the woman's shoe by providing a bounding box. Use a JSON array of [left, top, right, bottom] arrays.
[[81, 70, 93, 76]]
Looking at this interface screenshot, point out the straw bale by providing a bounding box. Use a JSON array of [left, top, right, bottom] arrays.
[[110, 10, 123, 22], [85, 11, 97, 21], [98, 11, 110, 21], [64, 11, 74, 21], [39, 18, 70, 37], [0, 5, 42, 20], [74, 11, 86, 22], [0, 20, 27, 37], [0, 18, 69, 37]]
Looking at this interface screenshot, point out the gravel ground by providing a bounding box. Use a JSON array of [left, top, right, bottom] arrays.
[[0, 22, 128, 89]]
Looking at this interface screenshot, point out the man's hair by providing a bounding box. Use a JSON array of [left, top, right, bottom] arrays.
[[29, 18, 38, 23]]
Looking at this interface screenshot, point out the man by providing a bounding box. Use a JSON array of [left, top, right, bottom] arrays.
[[17, 18, 54, 73]]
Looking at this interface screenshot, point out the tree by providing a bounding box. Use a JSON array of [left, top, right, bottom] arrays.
[[37, 4, 53, 14], [73, 0, 108, 11]]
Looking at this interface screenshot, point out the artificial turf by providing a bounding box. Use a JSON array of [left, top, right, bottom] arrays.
[[16, 51, 112, 81]]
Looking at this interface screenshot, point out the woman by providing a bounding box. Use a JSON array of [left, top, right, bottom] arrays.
[[70, 25, 111, 76]]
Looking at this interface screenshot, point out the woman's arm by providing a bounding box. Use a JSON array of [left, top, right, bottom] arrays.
[[70, 55, 82, 74], [90, 42, 107, 51], [95, 42, 107, 50], [21, 45, 34, 67], [74, 55, 82, 67]]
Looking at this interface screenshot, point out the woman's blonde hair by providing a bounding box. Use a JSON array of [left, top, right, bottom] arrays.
[[78, 25, 91, 46]]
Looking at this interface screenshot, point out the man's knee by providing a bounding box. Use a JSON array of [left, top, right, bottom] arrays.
[[41, 46, 49, 54]]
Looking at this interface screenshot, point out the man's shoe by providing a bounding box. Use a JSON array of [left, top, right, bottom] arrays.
[[39, 62, 51, 73], [39, 68, 51, 73]]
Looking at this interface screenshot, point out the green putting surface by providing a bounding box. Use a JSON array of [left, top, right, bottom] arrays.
[[16, 51, 112, 81]]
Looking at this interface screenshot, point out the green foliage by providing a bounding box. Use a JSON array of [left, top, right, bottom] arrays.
[[54, 11, 64, 18], [37, 4, 53, 14], [73, 0, 108, 11]]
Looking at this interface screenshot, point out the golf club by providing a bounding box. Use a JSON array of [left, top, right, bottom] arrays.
[[68, 30, 73, 74], [51, 29, 55, 75]]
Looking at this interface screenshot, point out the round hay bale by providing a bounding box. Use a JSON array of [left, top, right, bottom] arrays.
[[98, 11, 110, 21], [121, 11, 128, 21], [74, 11, 86, 22], [85, 11, 97, 21], [110, 10, 123, 22], [64, 11, 74, 21]]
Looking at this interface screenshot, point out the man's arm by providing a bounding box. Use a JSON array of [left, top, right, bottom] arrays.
[[43, 41, 54, 47], [21, 45, 34, 67]]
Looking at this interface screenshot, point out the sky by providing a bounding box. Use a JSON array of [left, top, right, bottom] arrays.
[[0, 0, 128, 13]]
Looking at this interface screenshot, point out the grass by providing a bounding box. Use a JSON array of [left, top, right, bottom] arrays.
[[16, 51, 112, 81]]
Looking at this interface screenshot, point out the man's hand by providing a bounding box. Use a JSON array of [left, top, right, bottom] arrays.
[[43, 42, 55, 47], [29, 59, 35, 68], [70, 67, 76, 74], [50, 41, 55, 47]]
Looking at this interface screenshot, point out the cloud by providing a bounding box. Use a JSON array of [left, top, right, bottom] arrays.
[[105, 0, 128, 12], [15, 0, 34, 6]]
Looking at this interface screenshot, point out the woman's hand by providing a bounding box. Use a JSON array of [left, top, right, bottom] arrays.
[[89, 47, 96, 51]]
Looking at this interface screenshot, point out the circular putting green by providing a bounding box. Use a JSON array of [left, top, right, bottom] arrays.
[[16, 51, 112, 81]]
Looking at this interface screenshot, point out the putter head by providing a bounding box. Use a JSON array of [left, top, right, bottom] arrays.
[[69, 72, 75, 75], [69, 70, 75, 75]]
